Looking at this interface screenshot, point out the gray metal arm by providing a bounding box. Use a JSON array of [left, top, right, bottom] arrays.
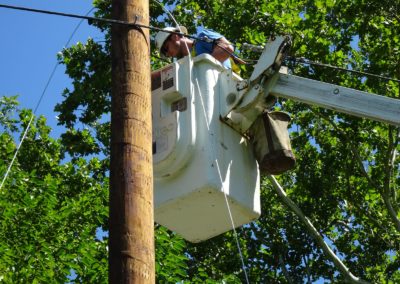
[[272, 73, 400, 126]]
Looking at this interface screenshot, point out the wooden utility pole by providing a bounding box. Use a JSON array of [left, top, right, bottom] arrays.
[[109, 0, 154, 282]]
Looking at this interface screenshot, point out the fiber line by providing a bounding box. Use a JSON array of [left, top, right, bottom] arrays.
[[0, 8, 95, 190], [194, 77, 250, 284]]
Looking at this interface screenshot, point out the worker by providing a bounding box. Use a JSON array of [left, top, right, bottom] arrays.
[[155, 26, 235, 69], [155, 26, 295, 175]]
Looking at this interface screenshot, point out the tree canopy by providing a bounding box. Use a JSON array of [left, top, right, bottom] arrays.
[[0, 0, 399, 282]]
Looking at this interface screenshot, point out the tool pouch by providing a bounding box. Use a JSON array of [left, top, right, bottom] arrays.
[[249, 111, 296, 175]]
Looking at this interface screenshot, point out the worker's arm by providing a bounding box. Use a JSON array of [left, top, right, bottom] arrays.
[[211, 37, 234, 64]]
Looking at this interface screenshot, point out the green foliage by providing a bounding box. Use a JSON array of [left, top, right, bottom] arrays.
[[1, 0, 399, 282], [0, 101, 108, 282], [155, 226, 189, 282], [0, 96, 19, 133]]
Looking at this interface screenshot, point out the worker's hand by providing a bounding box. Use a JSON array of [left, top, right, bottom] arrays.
[[212, 37, 234, 63]]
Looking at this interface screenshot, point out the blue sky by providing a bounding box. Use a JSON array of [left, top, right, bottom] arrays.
[[0, 0, 103, 137]]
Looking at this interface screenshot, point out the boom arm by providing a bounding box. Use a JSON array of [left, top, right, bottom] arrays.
[[271, 74, 400, 126], [220, 36, 400, 135]]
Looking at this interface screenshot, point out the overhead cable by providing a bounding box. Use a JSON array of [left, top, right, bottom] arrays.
[[0, 4, 147, 29], [0, 7, 95, 190], [288, 56, 400, 84], [242, 42, 400, 84], [0, 3, 247, 63], [2, 3, 400, 84], [0, 3, 191, 38]]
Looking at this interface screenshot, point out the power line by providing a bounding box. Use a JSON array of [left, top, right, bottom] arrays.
[[0, 4, 233, 51], [287, 56, 400, 84], [242, 44, 400, 84], [4, 2, 398, 85], [0, 3, 173, 34], [0, 7, 95, 190]]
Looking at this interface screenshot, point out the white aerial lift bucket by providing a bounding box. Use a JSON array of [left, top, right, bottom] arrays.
[[152, 54, 260, 243]]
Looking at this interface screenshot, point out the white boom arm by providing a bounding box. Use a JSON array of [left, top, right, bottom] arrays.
[[272, 73, 400, 126]]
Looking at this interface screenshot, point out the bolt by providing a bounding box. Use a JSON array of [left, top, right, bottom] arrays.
[[333, 88, 340, 95], [226, 93, 236, 105]]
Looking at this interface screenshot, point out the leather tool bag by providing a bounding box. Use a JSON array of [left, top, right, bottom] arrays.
[[249, 111, 296, 175]]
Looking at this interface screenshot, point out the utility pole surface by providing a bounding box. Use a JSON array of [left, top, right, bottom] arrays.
[[109, 0, 154, 283]]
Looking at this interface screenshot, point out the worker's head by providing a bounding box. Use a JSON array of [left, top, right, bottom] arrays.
[[155, 26, 190, 59]]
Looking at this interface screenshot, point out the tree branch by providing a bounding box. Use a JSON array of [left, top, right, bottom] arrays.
[[312, 110, 400, 232], [390, 129, 399, 205], [268, 175, 370, 284], [381, 125, 400, 232], [278, 254, 293, 284], [386, 127, 400, 213], [381, 191, 400, 232], [311, 109, 379, 189]]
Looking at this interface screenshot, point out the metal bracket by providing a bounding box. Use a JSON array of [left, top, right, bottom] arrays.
[[249, 35, 292, 84], [219, 36, 292, 135]]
